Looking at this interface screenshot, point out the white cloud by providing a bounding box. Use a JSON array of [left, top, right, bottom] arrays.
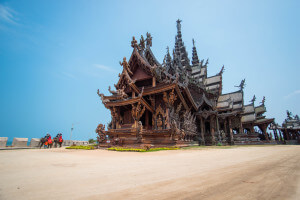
[[94, 64, 119, 73], [0, 4, 17, 24], [284, 90, 300, 99]]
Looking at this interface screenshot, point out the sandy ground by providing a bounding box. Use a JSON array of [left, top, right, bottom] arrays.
[[0, 146, 299, 200]]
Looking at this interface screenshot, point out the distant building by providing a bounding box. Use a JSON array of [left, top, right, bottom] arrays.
[[96, 20, 274, 146], [270, 111, 300, 144]]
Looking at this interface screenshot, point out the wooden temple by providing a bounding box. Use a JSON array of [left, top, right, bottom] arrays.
[[96, 20, 275, 146]]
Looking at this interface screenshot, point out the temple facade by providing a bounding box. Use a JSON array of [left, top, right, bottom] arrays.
[[96, 20, 274, 146]]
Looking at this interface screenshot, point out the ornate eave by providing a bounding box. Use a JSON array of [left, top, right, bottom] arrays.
[[105, 96, 154, 113]]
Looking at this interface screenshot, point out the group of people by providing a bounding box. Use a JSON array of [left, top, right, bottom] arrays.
[[43, 133, 63, 146]]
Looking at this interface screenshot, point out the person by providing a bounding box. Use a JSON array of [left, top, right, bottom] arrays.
[[47, 134, 52, 145], [59, 133, 63, 143]]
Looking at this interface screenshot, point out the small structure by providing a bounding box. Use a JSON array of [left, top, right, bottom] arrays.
[[0, 137, 8, 147], [270, 111, 300, 144], [12, 138, 28, 147], [30, 138, 40, 147], [63, 140, 89, 146]]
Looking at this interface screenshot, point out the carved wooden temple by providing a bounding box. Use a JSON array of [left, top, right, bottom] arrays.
[[96, 20, 275, 146]]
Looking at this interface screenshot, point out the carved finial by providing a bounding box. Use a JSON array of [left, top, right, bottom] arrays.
[[139, 35, 145, 50], [176, 19, 182, 32], [192, 38, 195, 47], [131, 36, 138, 48], [261, 96, 265, 105], [219, 65, 225, 75], [205, 58, 209, 66], [120, 57, 133, 75], [287, 110, 293, 120], [235, 79, 246, 91], [146, 32, 152, 47], [250, 95, 256, 104]]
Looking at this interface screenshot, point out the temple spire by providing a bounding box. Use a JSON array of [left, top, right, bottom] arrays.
[[192, 39, 200, 67], [165, 46, 172, 67], [174, 19, 190, 70]]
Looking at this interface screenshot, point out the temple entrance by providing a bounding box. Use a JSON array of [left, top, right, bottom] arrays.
[[205, 122, 210, 135]]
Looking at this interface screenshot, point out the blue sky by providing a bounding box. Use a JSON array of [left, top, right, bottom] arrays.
[[0, 0, 299, 141]]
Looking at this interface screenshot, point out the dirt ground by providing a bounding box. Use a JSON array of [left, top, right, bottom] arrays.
[[0, 145, 299, 200]]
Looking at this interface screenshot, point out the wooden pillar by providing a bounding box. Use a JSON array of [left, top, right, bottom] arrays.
[[224, 119, 227, 133], [145, 110, 149, 130], [166, 107, 170, 129], [132, 92, 135, 98], [274, 129, 278, 141], [152, 77, 156, 87], [229, 118, 234, 145], [210, 116, 216, 145], [239, 116, 243, 134], [250, 125, 255, 134], [279, 130, 283, 141], [200, 117, 205, 145], [261, 125, 269, 141], [216, 115, 220, 133]]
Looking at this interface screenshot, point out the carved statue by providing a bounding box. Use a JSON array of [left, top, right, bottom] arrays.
[[163, 89, 177, 107], [146, 32, 152, 47], [250, 95, 256, 104], [131, 36, 138, 48], [139, 35, 145, 50], [287, 110, 293, 120], [235, 79, 246, 91], [95, 124, 106, 143], [120, 57, 133, 75], [157, 115, 163, 130], [170, 119, 180, 140], [118, 86, 128, 99], [136, 121, 143, 143], [176, 19, 182, 31], [132, 102, 146, 122]]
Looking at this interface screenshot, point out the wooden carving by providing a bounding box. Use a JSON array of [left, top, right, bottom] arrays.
[[120, 57, 133, 75], [95, 124, 106, 143], [97, 89, 110, 103], [136, 121, 143, 143], [132, 102, 146, 121], [163, 89, 177, 107]]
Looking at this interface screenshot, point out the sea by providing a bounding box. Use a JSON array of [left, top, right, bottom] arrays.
[[6, 141, 31, 146]]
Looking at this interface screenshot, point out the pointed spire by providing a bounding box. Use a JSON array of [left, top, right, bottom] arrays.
[[165, 46, 172, 67], [192, 39, 200, 67], [176, 19, 182, 32], [174, 19, 190, 70]]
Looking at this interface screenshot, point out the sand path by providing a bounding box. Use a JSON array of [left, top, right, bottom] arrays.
[[0, 145, 299, 200]]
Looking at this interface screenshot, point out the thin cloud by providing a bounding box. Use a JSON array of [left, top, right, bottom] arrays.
[[94, 64, 119, 73], [284, 90, 300, 99], [0, 4, 18, 24]]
